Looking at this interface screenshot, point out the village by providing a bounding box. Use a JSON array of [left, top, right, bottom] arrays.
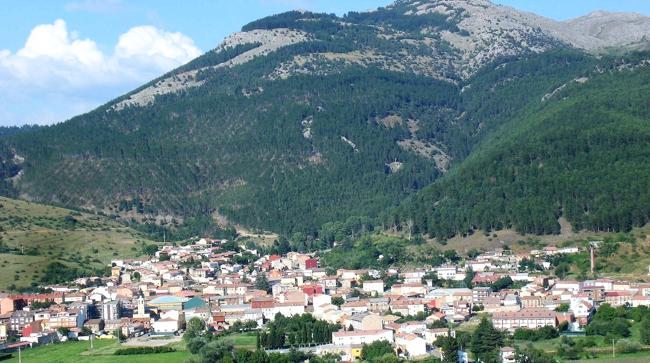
[[0, 237, 648, 362]]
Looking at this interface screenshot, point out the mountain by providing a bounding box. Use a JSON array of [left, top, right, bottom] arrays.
[[396, 53, 650, 239], [2, 0, 650, 236]]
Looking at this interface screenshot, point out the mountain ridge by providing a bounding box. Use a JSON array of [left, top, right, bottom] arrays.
[[1, 0, 650, 238], [105, 0, 650, 113]]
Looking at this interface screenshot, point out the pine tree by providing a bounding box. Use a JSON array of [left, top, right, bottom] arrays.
[[640, 317, 650, 345], [437, 335, 459, 363], [471, 317, 504, 362], [254, 272, 271, 292]]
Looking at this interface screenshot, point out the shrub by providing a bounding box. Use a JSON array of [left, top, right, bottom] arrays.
[[114, 346, 176, 355], [616, 339, 641, 354]]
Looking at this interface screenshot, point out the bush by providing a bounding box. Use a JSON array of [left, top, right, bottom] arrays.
[[114, 346, 176, 355], [361, 340, 395, 361], [586, 318, 630, 338], [616, 339, 641, 353], [513, 326, 559, 341]]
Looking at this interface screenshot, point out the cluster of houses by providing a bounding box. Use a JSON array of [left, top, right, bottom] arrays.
[[1, 239, 649, 361]]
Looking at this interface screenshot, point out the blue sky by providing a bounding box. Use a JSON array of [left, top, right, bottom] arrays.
[[1, 0, 650, 126]]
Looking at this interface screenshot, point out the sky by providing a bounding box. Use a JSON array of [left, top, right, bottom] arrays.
[[1, 0, 650, 127]]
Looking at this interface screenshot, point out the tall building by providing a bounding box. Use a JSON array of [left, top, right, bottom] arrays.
[[134, 294, 148, 319], [101, 300, 122, 321]]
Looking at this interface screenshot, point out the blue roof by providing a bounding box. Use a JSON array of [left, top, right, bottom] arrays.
[[183, 297, 207, 310], [149, 296, 186, 304]]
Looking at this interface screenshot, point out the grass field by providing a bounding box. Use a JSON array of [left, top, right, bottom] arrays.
[[3, 340, 189, 363], [218, 332, 258, 349], [2, 333, 257, 362], [0, 197, 157, 291], [574, 351, 650, 362]]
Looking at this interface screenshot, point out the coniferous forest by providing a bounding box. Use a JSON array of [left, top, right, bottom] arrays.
[[1, 7, 650, 243]]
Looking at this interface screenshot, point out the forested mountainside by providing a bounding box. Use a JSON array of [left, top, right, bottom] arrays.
[[1, 0, 650, 238], [0, 125, 41, 138], [396, 53, 650, 239]]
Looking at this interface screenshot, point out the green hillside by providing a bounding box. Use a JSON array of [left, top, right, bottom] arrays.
[[0, 47, 595, 235], [0, 197, 156, 291], [0, 3, 649, 242], [398, 54, 650, 240]]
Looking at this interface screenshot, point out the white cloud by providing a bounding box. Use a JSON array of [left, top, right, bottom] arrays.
[[0, 19, 202, 125], [115, 26, 203, 70]]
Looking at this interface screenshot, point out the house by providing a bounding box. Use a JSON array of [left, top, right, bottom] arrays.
[[402, 270, 426, 284], [301, 284, 323, 296], [398, 321, 426, 334], [570, 298, 594, 326], [395, 332, 427, 358], [278, 291, 308, 306], [554, 280, 581, 293], [363, 280, 385, 296], [492, 308, 557, 331], [422, 328, 452, 344], [520, 296, 542, 309], [472, 287, 491, 304], [332, 329, 394, 346], [319, 276, 338, 290], [368, 297, 390, 313], [347, 312, 383, 331], [341, 300, 369, 314], [0, 297, 26, 315], [104, 318, 123, 333], [500, 347, 516, 363], [273, 302, 305, 318], [21, 321, 43, 337], [337, 269, 363, 281], [84, 319, 104, 334], [302, 258, 318, 270], [604, 291, 633, 307], [152, 318, 179, 334], [313, 294, 332, 311], [389, 299, 424, 316], [152, 310, 184, 334], [46, 311, 80, 330], [435, 266, 457, 280], [317, 308, 347, 325], [0, 322, 8, 340], [391, 284, 426, 296], [631, 294, 650, 307], [20, 331, 58, 345], [9, 310, 34, 334]]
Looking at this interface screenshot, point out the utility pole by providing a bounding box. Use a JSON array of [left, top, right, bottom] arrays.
[[612, 339, 616, 358], [90, 333, 94, 350], [18, 346, 22, 363]]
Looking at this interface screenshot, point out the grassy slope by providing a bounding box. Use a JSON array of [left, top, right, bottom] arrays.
[[443, 225, 650, 278], [0, 197, 156, 291]]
